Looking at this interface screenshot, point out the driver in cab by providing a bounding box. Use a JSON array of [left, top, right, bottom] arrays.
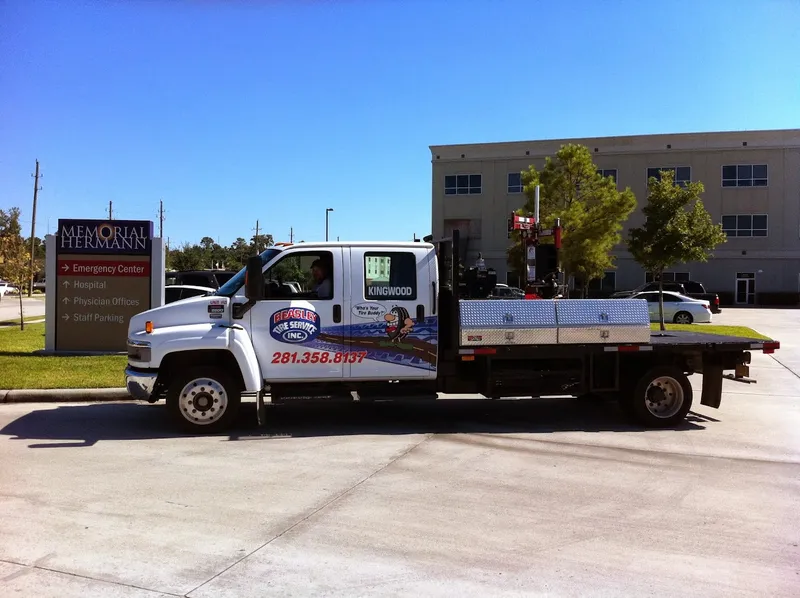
[[310, 258, 332, 299]]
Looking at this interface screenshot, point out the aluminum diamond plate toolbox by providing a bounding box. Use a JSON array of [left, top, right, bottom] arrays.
[[459, 299, 558, 345], [556, 299, 650, 344]]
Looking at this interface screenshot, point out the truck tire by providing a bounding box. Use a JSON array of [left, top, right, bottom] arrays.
[[623, 366, 693, 428], [166, 366, 241, 433]]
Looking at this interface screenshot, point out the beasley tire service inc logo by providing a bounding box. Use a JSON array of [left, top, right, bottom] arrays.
[[270, 307, 321, 344]]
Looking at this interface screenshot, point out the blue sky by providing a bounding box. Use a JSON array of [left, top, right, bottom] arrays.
[[1, 0, 798, 247]]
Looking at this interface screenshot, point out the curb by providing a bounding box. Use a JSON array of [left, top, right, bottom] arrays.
[[0, 388, 130, 404]]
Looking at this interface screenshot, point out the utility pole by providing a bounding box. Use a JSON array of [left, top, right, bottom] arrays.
[[108, 200, 113, 220], [158, 199, 164, 238], [290, 227, 293, 243], [325, 207, 334, 242], [28, 159, 42, 297], [253, 220, 260, 254]]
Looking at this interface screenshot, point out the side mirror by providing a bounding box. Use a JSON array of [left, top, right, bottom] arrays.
[[245, 256, 265, 301]]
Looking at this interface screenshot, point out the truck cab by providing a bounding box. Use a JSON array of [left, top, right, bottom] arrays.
[[126, 241, 440, 431]]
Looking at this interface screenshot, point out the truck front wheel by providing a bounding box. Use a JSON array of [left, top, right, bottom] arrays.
[[166, 366, 241, 433], [623, 366, 693, 428]]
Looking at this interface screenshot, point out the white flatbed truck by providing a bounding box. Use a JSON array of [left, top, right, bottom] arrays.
[[125, 231, 780, 433]]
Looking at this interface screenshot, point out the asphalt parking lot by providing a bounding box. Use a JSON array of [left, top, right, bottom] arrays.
[[1, 308, 798, 597]]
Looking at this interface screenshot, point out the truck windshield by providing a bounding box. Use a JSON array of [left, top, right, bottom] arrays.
[[213, 248, 281, 297]]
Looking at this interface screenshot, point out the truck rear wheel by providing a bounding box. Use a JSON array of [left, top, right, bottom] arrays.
[[166, 367, 241, 433], [623, 366, 693, 428]]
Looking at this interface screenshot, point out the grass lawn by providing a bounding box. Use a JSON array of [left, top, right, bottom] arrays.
[[0, 316, 46, 325], [0, 323, 126, 390], [649, 323, 770, 340]]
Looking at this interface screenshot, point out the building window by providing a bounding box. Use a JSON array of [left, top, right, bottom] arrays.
[[588, 271, 616, 292], [507, 172, 523, 193], [445, 174, 481, 195], [722, 164, 768, 187], [722, 214, 768, 237], [363, 251, 417, 300], [645, 271, 690, 283], [647, 166, 691, 187], [596, 169, 617, 182]]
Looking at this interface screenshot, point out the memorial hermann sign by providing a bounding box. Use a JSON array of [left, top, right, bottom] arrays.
[[55, 219, 154, 352]]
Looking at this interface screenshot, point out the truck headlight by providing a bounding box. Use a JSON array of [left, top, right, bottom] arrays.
[[127, 339, 152, 362]]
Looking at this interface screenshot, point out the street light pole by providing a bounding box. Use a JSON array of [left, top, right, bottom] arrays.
[[325, 208, 334, 241]]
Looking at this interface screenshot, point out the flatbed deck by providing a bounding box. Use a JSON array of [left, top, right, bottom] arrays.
[[455, 331, 779, 358], [432, 228, 782, 426], [648, 331, 778, 351]]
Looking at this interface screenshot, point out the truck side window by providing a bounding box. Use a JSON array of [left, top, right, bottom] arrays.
[[264, 251, 334, 300], [363, 251, 417, 301]]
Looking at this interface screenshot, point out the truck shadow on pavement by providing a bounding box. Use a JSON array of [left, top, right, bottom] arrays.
[[0, 398, 706, 447]]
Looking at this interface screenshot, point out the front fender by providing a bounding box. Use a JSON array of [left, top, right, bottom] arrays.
[[229, 326, 262, 392], [145, 323, 262, 393]]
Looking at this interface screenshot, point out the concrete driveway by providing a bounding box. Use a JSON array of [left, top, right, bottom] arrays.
[[0, 309, 798, 597]]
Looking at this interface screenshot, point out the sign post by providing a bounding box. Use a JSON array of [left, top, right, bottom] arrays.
[[50, 219, 157, 352]]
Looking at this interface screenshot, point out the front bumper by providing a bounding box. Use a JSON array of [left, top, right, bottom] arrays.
[[125, 365, 158, 400]]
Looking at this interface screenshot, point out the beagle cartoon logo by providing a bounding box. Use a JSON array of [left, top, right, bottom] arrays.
[[384, 306, 414, 343]]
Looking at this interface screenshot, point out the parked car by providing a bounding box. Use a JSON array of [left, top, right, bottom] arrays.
[[164, 285, 216, 304], [33, 279, 46, 292], [489, 283, 525, 299], [0, 281, 19, 299], [630, 291, 712, 324], [613, 280, 721, 313], [165, 270, 238, 289]]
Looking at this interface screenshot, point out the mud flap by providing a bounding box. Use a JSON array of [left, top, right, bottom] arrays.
[[700, 362, 724, 408], [257, 390, 266, 426]]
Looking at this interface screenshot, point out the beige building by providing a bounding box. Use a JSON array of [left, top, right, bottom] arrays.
[[430, 128, 800, 305]]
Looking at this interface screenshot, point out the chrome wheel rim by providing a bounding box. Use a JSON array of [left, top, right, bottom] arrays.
[[645, 376, 684, 418], [675, 313, 692, 324], [178, 377, 227, 425]]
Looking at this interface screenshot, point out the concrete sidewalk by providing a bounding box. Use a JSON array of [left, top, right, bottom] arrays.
[[0, 388, 129, 403]]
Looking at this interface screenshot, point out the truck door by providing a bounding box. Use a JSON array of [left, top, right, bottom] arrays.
[[347, 246, 437, 380], [248, 247, 347, 382]]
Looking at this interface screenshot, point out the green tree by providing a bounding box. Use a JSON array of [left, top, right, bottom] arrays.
[[228, 237, 251, 268], [0, 208, 35, 328], [508, 144, 637, 296], [627, 169, 727, 331], [251, 233, 274, 255], [24, 235, 46, 289], [168, 242, 207, 271]]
